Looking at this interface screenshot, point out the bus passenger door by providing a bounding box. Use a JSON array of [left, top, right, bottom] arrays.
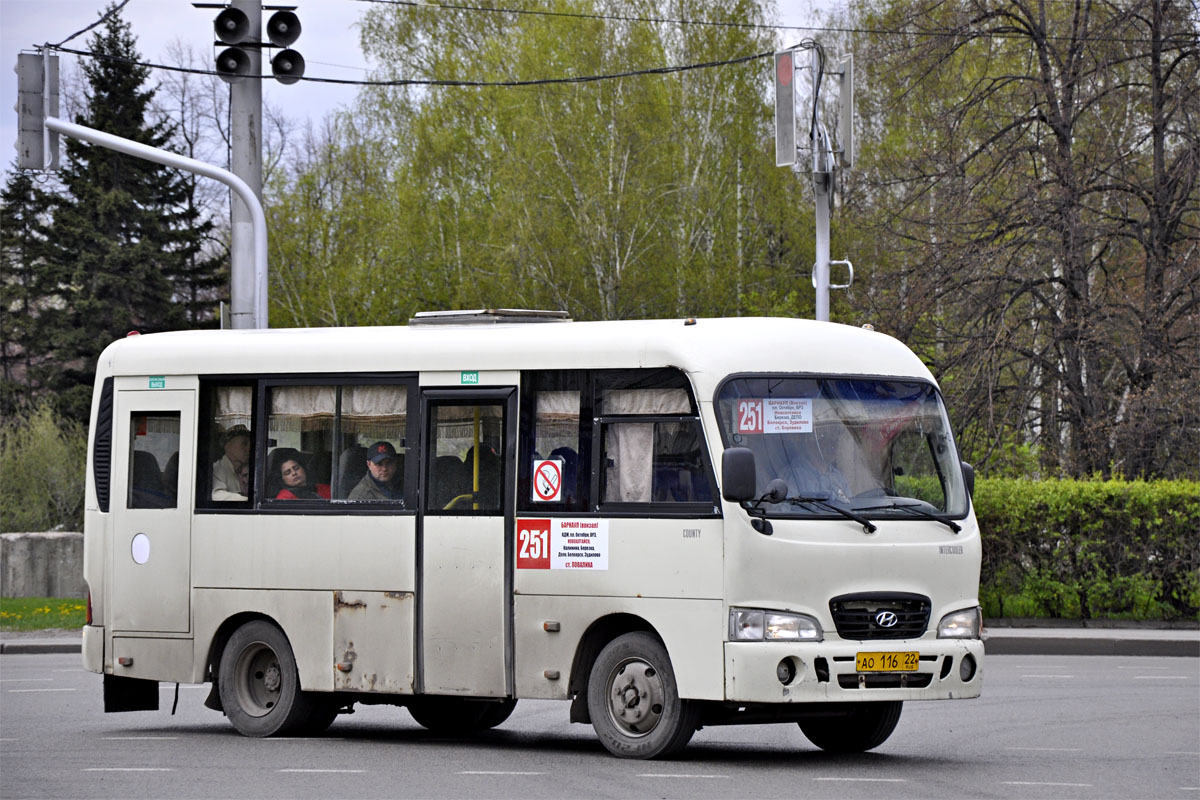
[[110, 387, 195, 633], [418, 389, 515, 697]]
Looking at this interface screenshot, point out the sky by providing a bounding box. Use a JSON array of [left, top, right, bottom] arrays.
[[1, 0, 834, 176]]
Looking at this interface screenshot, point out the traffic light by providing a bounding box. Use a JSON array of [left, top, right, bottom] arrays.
[[212, 6, 304, 85], [14, 52, 59, 170]]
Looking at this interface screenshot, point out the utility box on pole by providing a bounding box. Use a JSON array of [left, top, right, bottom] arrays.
[[774, 50, 796, 168], [15, 52, 58, 170], [837, 54, 854, 169]]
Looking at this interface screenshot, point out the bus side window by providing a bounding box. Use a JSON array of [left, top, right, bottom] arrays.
[[128, 412, 179, 509], [204, 385, 254, 504], [518, 373, 584, 511], [599, 386, 705, 505]]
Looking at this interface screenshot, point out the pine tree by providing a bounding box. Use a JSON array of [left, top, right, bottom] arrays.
[[0, 168, 58, 417], [45, 5, 214, 421]]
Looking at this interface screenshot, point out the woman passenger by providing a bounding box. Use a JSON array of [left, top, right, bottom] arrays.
[[269, 448, 331, 500]]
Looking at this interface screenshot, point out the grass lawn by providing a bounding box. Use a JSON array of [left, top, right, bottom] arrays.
[[0, 597, 86, 632]]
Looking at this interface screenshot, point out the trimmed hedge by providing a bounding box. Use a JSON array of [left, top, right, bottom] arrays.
[[975, 478, 1199, 621]]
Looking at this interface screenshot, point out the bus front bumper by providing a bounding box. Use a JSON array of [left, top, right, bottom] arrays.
[[723, 637, 983, 703]]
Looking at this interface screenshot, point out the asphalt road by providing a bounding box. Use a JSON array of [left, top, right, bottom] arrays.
[[2, 652, 1197, 799]]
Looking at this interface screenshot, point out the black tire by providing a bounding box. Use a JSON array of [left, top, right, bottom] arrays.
[[218, 620, 323, 737], [408, 697, 515, 733], [475, 698, 517, 729], [798, 701, 903, 753], [295, 698, 340, 736], [586, 632, 700, 759]]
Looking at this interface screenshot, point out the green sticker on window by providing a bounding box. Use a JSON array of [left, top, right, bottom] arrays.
[[461, 371, 479, 385], [149, 376, 166, 389]]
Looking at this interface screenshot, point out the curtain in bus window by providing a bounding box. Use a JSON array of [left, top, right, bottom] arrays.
[[341, 385, 407, 439], [600, 388, 690, 415], [269, 386, 337, 430], [214, 386, 252, 429], [600, 389, 690, 503], [268, 386, 335, 491]]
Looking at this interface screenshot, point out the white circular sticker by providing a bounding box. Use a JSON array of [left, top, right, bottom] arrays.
[[131, 533, 150, 565]]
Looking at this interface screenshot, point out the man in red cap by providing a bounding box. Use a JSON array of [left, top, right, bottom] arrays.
[[348, 441, 404, 502]]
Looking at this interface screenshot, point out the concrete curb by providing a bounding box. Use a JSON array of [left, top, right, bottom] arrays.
[[984, 635, 1199, 658], [0, 641, 82, 655]]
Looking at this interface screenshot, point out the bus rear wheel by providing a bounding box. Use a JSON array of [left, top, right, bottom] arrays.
[[587, 632, 699, 759], [798, 701, 903, 752], [407, 697, 517, 733], [218, 620, 325, 737]]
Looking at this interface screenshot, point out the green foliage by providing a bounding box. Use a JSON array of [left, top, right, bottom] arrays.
[[0, 403, 86, 533], [975, 478, 1200, 621], [269, 0, 812, 327], [0, 597, 87, 632], [0, 168, 57, 417], [39, 5, 216, 423]]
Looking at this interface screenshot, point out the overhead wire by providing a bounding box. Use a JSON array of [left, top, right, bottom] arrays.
[[46, 43, 774, 87]]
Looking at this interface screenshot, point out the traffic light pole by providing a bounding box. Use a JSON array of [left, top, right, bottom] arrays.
[[44, 115, 269, 329], [228, 0, 263, 330]]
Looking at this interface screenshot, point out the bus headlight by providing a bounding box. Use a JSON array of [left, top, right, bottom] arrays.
[[729, 608, 822, 642], [937, 606, 982, 639]]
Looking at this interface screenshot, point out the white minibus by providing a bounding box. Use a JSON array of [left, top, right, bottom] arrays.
[[82, 311, 983, 759]]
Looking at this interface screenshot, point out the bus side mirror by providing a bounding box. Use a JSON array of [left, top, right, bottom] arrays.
[[961, 461, 975, 499], [722, 447, 757, 502]]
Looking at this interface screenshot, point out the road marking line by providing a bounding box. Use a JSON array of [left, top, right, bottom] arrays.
[[279, 769, 366, 774], [1133, 676, 1191, 680], [813, 777, 906, 783], [1118, 665, 1170, 669], [1167, 752, 1200, 756], [638, 774, 730, 779], [1002, 781, 1092, 787], [1005, 747, 1083, 752], [8, 688, 77, 693], [102, 737, 179, 741], [459, 771, 545, 776], [1021, 675, 1075, 679], [83, 768, 174, 772]]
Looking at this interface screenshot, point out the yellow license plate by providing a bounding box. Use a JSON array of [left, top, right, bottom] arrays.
[[856, 651, 919, 672]]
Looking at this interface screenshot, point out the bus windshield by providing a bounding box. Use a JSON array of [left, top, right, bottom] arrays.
[[716, 376, 968, 518]]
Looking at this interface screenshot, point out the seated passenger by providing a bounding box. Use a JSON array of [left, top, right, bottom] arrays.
[[212, 425, 251, 501], [269, 448, 330, 500], [348, 441, 404, 502]]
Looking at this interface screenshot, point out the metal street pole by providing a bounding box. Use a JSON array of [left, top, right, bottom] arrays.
[[229, 0, 263, 329], [811, 49, 832, 323]]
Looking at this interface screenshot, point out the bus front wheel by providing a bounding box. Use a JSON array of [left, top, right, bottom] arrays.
[[798, 701, 903, 752], [587, 632, 699, 759], [218, 620, 324, 737]]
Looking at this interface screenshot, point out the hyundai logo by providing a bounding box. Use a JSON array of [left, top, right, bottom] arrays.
[[874, 611, 899, 628]]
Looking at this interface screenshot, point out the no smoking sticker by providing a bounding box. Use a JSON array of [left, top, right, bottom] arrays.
[[532, 459, 563, 502]]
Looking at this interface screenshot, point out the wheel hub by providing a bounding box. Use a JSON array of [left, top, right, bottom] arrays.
[[607, 659, 665, 736], [263, 663, 281, 693]]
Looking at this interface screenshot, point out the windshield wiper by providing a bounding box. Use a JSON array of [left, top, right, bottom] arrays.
[[786, 495, 877, 534], [855, 501, 962, 533]]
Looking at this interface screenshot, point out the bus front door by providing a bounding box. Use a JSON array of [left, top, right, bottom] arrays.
[[418, 389, 515, 697]]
